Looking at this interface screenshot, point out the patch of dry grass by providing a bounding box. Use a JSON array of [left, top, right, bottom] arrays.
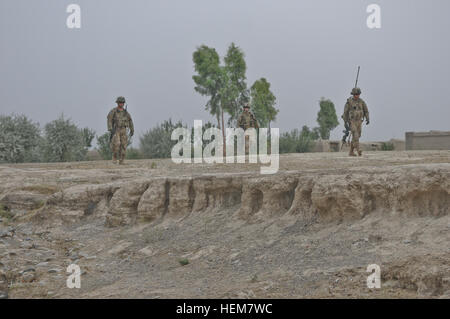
[[0, 204, 14, 220], [19, 185, 59, 195]]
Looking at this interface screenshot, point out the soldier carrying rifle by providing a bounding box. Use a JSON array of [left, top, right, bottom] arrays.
[[237, 103, 259, 154], [342, 67, 370, 156], [107, 96, 134, 164]]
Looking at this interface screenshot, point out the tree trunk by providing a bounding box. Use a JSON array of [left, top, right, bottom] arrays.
[[216, 112, 221, 130], [221, 107, 226, 156]]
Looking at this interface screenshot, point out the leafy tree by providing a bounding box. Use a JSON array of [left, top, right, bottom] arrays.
[[316, 98, 339, 140], [96, 132, 113, 160], [193, 43, 248, 153], [311, 127, 321, 140], [0, 114, 41, 163], [81, 127, 95, 148], [250, 78, 278, 128], [279, 125, 318, 153], [42, 115, 93, 162], [223, 43, 249, 126], [139, 119, 185, 159], [192, 45, 222, 128]]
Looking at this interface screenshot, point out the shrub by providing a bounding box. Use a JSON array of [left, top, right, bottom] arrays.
[[381, 142, 394, 151], [0, 114, 41, 163], [41, 115, 94, 162], [140, 119, 185, 159], [279, 125, 318, 153]]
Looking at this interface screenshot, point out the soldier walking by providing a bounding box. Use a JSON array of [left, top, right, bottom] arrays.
[[107, 96, 134, 164], [237, 103, 259, 154], [342, 88, 370, 156]]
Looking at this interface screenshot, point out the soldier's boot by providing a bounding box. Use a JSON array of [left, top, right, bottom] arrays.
[[119, 152, 125, 165], [112, 153, 118, 164], [348, 143, 356, 157], [355, 142, 362, 156]]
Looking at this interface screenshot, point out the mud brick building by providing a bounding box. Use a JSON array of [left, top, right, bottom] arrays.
[[405, 131, 450, 150]]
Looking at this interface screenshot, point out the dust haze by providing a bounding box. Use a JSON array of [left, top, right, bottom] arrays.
[[1, 0, 449, 142]]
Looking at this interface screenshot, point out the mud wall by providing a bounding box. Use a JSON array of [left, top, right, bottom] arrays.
[[406, 131, 450, 150], [3, 165, 446, 227]]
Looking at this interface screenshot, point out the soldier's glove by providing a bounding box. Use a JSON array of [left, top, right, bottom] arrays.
[[130, 131, 134, 137], [366, 119, 370, 125]]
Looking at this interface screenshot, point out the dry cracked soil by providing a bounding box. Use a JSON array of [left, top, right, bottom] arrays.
[[0, 150, 449, 299]]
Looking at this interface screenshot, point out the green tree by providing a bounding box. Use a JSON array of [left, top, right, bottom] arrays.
[[223, 43, 248, 126], [193, 43, 248, 153], [0, 114, 41, 163], [139, 119, 185, 159], [311, 127, 321, 140], [192, 45, 222, 128], [42, 115, 93, 162], [250, 78, 278, 128], [316, 98, 339, 140], [96, 132, 113, 160], [81, 127, 95, 148], [279, 125, 318, 153]]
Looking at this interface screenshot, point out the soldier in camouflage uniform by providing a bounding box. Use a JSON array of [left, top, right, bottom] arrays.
[[107, 96, 134, 164], [342, 88, 370, 156], [237, 103, 259, 154]]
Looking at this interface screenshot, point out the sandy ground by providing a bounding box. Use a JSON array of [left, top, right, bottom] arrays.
[[0, 150, 449, 298]]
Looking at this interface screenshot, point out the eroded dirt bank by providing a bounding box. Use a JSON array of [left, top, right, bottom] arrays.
[[0, 151, 449, 298]]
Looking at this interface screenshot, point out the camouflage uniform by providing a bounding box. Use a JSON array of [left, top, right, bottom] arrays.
[[342, 88, 369, 156], [237, 105, 259, 154], [107, 97, 134, 164]]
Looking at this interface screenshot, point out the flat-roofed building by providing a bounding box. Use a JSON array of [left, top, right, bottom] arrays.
[[405, 131, 450, 150]]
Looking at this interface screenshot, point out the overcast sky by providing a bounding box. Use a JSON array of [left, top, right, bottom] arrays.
[[1, 0, 449, 143]]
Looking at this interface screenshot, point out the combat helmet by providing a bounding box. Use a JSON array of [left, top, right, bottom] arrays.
[[351, 88, 361, 95], [116, 96, 126, 103]]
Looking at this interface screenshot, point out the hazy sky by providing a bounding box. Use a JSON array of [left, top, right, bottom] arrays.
[[1, 0, 449, 143]]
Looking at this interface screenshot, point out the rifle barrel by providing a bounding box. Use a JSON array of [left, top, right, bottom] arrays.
[[355, 66, 360, 88]]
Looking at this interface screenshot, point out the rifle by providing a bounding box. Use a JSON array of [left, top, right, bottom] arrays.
[[251, 112, 259, 129], [341, 129, 353, 150], [341, 122, 350, 150], [109, 125, 116, 143], [341, 66, 360, 149]]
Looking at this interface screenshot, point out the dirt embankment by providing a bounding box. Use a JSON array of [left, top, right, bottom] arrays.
[[0, 151, 449, 298]]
